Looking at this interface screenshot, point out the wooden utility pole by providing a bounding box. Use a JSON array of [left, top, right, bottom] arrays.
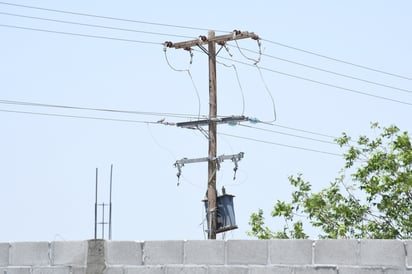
[[166, 30, 258, 239], [207, 30, 218, 239]]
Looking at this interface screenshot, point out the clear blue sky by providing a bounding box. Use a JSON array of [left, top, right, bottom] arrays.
[[1, 1, 411, 241]]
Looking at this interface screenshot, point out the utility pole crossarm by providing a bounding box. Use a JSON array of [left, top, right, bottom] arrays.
[[176, 115, 249, 129], [174, 152, 244, 182], [165, 31, 259, 50]]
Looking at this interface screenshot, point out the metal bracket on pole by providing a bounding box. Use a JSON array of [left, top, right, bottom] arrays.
[[173, 152, 244, 184], [217, 152, 244, 180]]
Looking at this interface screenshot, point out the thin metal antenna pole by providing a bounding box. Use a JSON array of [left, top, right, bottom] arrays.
[[94, 168, 98, 239], [109, 164, 113, 240], [101, 203, 105, 239]]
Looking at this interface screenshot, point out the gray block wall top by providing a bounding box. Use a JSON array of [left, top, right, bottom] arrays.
[[10, 242, 50, 266], [0, 239, 409, 273], [269, 239, 313, 265], [184, 240, 225, 265], [143, 241, 184, 265], [51, 241, 87, 266], [105, 241, 142, 266], [359, 240, 405, 267], [226, 240, 268, 265], [0, 243, 10, 266], [314, 239, 359, 265]]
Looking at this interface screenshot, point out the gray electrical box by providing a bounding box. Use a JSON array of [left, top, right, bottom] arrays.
[[204, 194, 238, 233]]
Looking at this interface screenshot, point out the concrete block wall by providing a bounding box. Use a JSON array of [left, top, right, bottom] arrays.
[[1, 240, 412, 273]]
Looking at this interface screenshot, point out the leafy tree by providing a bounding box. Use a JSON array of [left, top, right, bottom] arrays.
[[248, 123, 412, 239]]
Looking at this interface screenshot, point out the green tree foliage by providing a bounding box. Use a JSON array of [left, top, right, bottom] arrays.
[[248, 123, 412, 239]]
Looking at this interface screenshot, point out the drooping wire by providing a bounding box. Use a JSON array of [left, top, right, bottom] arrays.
[[163, 46, 201, 120], [234, 39, 262, 65], [255, 65, 277, 122], [146, 124, 202, 189], [215, 44, 246, 116], [233, 39, 277, 122]]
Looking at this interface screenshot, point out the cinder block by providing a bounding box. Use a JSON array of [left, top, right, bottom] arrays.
[[0, 267, 31, 274], [166, 265, 207, 274], [105, 266, 124, 274], [51, 241, 87, 266], [314, 240, 358, 265], [383, 269, 404, 274], [359, 240, 405, 267], [124, 266, 165, 274], [10, 242, 50, 266], [0, 243, 10, 266], [184, 240, 224, 265], [208, 266, 249, 274], [337, 267, 384, 274], [269, 239, 313, 265], [405, 240, 412, 267], [106, 241, 142, 265], [226, 240, 267, 265], [143, 241, 183, 265], [249, 266, 293, 274], [72, 266, 87, 274], [294, 266, 337, 274], [32, 267, 71, 274]]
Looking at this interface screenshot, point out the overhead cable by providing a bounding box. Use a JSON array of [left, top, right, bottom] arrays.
[[0, 11, 196, 39], [217, 56, 412, 107], [0, 1, 230, 33], [239, 124, 336, 145], [218, 132, 341, 157], [0, 99, 200, 119], [236, 46, 412, 95], [0, 108, 161, 124], [261, 38, 412, 81], [0, 24, 162, 45]]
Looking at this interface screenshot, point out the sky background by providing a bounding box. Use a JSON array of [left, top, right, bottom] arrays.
[[1, 1, 411, 242]]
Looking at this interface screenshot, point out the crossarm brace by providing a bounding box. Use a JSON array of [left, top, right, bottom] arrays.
[[174, 152, 244, 184]]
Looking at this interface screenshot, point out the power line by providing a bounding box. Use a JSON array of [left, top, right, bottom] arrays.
[[235, 46, 412, 95], [0, 108, 162, 124], [270, 123, 337, 139], [0, 1, 230, 33], [239, 124, 337, 145], [0, 109, 342, 157], [2, 1, 409, 83], [1, 99, 349, 145], [0, 99, 200, 119], [261, 38, 412, 81], [218, 132, 341, 157], [0, 24, 162, 45], [216, 55, 412, 107], [0, 11, 195, 40]]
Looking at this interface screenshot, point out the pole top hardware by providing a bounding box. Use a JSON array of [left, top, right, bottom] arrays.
[[176, 115, 249, 129], [164, 30, 259, 50]]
